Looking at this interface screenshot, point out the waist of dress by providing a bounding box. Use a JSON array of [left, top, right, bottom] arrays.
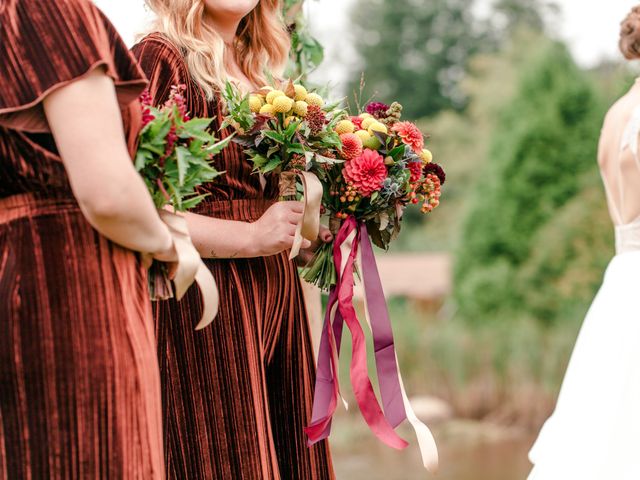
[[191, 198, 275, 222], [615, 221, 640, 255], [0, 193, 80, 225]]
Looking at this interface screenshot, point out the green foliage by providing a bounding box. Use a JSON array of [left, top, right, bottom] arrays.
[[454, 39, 609, 326], [348, 0, 481, 118], [136, 101, 230, 211], [284, 0, 325, 79]]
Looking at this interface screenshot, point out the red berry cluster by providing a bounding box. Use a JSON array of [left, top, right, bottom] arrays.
[[418, 173, 442, 213]]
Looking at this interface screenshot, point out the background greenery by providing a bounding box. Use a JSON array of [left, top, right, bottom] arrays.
[[298, 0, 635, 430]]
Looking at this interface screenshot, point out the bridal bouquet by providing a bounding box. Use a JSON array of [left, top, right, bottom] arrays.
[[304, 101, 445, 474], [135, 85, 231, 329], [221, 80, 344, 257], [302, 101, 445, 290]]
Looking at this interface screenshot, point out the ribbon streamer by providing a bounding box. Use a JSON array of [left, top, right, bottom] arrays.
[[280, 171, 323, 260], [306, 217, 439, 474], [159, 210, 219, 330]]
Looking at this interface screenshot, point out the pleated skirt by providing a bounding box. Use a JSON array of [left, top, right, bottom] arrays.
[[0, 194, 164, 479], [153, 198, 335, 480]]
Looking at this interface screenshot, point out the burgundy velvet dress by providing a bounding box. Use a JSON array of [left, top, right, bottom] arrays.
[[0, 1, 163, 478], [132, 34, 334, 479]]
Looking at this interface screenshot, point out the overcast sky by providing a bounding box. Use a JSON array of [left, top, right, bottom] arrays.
[[94, 0, 636, 88]]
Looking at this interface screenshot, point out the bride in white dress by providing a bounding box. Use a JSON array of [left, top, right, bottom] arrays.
[[528, 7, 640, 479]]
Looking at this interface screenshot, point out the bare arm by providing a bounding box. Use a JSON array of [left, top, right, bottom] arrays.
[[183, 201, 313, 259], [44, 68, 175, 260]]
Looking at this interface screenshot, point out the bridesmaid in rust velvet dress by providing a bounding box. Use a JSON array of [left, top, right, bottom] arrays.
[[132, 0, 334, 478], [0, 0, 177, 477]]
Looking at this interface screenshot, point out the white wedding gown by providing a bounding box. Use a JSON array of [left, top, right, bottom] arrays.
[[528, 88, 640, 480]]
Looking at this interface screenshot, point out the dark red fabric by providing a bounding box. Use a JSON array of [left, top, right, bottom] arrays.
[[0, 1, 163, 478], [132, 33, 335, 480]]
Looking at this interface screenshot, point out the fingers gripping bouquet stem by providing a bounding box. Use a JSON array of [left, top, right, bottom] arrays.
[[136, 85, 232, 329], [221, 80, 343, 259]]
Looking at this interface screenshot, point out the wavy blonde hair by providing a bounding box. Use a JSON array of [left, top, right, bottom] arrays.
[[144, 0, 290, 99]]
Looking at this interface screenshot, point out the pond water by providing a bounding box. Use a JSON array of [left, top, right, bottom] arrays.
[[330, 415, 534, 480]]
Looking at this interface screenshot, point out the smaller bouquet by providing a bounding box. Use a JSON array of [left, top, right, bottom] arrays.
[[304, 101, 444, 474], [221, 80, 344, 257], [136, 85, 232, 329]]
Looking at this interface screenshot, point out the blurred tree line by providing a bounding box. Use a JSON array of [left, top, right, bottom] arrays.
[[348, 0, 634, 331]]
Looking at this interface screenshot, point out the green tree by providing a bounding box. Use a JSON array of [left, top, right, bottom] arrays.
[[454, 38, 608, 326], [348, 0, 481, 118]]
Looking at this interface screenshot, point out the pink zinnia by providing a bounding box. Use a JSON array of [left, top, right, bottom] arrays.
[[392, 121, 424, 153], [343, 149, 387, 197]]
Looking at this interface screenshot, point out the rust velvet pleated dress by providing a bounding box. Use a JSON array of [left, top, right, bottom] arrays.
[[132, 34, 334, 480], [0, 1, 164, 478]]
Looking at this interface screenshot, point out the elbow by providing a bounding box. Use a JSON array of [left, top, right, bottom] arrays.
[[76, 189, 131, 224]]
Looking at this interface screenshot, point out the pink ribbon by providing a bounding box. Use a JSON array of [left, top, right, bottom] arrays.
[[305, 217, 409, 450]]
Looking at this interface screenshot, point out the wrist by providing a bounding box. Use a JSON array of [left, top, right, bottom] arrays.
[[242, 221, 261, 258]]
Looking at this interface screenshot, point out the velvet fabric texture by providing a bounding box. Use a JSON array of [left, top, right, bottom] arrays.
[[0, 1, 163, 478], [132, 34, 335, 480]]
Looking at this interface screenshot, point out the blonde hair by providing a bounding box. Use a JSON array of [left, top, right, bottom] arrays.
[[145, 0, 290, 99]]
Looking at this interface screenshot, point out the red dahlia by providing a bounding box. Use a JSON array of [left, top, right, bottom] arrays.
[[408, 160, 423, 183]]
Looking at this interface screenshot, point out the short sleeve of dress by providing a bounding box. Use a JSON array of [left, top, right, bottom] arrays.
[[131, 34, 191, 108], [0, 0, 148, 132]]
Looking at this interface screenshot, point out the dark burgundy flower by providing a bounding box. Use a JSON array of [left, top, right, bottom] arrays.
[[366, 102, 390, 119], [424, 162, 446, 185]]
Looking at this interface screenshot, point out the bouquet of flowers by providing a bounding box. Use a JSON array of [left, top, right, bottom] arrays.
[[302, 101, 445, 290], [303, 101, 445, 474], [135, 85, 232, 329], [221, 80, 344, 257]]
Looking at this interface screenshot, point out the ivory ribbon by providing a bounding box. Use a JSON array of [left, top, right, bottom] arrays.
[[159, 210, 219, 330], [280, 171, 323, 260], [305, 217, 439, 473], [358, 230, 439, 473]]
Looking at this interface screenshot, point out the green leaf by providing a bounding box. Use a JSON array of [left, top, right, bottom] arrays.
[[262, 130, 285, 144], [175, 146, 191, 186], [262, 157, 282, 174]]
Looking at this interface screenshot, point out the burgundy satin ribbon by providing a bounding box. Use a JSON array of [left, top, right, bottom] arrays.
[[305, 217, 408, 450]]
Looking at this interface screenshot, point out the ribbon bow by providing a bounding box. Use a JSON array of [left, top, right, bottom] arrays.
[[159, 210, 219, 330]]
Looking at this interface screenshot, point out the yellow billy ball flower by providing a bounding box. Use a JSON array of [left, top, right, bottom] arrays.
[[361, 117, 377, 130], [335, 120, 356, 135], [272, 95, 294, 113], [249, 95, 264, 113], [420, 148, 433, 164], [266, 89, 285, 105], [368, 121, 388, 136], [305, 93, 324, 107], [354, 129, 372, 143], [259, 104, 276, 115], [359, 113, 373, 119], [293, 100, 308, 117], [294, 84, 308, 101]]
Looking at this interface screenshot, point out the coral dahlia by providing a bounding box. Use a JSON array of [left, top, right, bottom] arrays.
[[340, 133, 363, 160], [343, 149, 387, 197], [392, 121, 424, 153]]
